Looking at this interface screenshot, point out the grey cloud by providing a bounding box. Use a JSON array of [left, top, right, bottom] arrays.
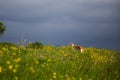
[[0, 0, 120, 49], [0, 0, 119, 23]]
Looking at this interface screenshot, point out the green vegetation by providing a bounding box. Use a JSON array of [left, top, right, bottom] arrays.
[[0, 42, 120, 80], [27, 41, 44, 49], [0, 22, 6, 35]]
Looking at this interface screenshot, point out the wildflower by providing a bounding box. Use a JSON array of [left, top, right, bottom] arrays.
[[34, 60, 39, 64], [48, 59, 51, 62], [13, 69, 17, 73], [8, 65, 13, 70], [16, 58, 22, 62], [14, 58, 22, 63], [53, 72, 56, 79], [29, 67, 35, 73], [79, 77, 82, 80], [15, 76, 18, 80], [2, 47, 8, 51], [19, 45, 26, 50], [63, 53, 68, 57], [41, 64, 45, 67], [2, 47, 6, 51], [61, 51, 64, 54], [13, 53, 16, 56], [11, 46, 17, 51], [53, 72, 56, 75], [6, 61, 11, 64], [53, 75, 56, 79], [0, 66, 2, 73]]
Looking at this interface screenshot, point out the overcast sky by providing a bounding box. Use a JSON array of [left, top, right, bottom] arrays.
[[0, 0, 120, 50]]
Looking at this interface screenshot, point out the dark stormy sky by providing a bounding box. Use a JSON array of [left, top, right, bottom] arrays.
[[0, 0, 120, 50]]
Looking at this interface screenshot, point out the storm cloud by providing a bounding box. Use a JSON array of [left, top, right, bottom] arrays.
[[0, 0, 120, 50]]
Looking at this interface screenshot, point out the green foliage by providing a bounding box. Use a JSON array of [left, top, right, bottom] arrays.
[[0, 22, 6, 35], [0, 43, 120, 80], [0, 42, 17, 48], [27, 41, 44, 49]]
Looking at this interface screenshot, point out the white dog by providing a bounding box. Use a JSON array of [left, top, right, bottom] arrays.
[[69, 42, 84, 52]]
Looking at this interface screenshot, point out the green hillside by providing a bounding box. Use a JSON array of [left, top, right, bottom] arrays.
[[0, 43, 120, 80]]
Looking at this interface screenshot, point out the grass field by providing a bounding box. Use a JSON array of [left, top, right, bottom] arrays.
[[0, 42, 120, 80]]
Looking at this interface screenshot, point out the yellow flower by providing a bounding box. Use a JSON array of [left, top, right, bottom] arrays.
[[0, 66, 2, 73], [53, 72, 56, 79], [6, 61, 11, 64], [29, 67, 35, 73], [11, 46, 17, 51], [34, 60, 39, 64], [13, 69, 17, 73], [16, 58, 22, 62], [53, 75, 56, 79], [53, 72, 56, 75], [63, 53, 68, 57], [8, 65, 13, 70], [3, 47, 5, 51], [2, 47, 7, 51], [41, 64, 45, 67], [13, 53, 16, 56], [48, 59, 51, 62], [19, 46, 26, 50], [61, 51, 64, 54], [15, 76, 18, 80], [14, 58, 22, 63], [79, 77, 82, 80]]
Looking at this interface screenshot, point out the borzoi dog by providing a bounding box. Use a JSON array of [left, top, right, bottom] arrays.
[[69, 42, 84, 52]]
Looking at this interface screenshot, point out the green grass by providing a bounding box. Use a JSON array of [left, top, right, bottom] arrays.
[[0, 43, 120, 80]]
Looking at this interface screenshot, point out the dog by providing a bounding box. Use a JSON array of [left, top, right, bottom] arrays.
[[69, 42, 84, 52]]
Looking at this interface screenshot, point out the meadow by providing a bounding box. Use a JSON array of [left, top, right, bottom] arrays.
[[0, 42, 120, 80]]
